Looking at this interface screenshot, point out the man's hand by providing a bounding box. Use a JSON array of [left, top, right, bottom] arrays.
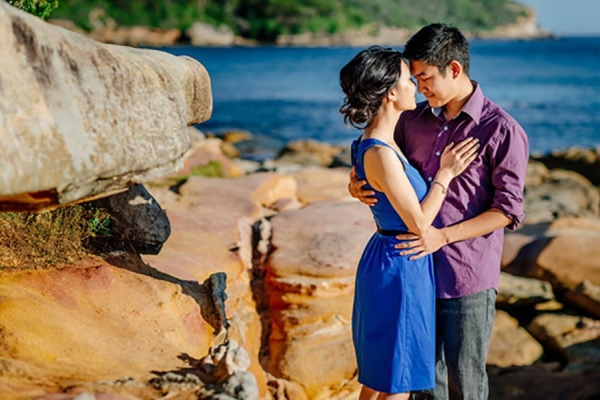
[[394, 227, 447, 260], [348, 167, 377, 206]]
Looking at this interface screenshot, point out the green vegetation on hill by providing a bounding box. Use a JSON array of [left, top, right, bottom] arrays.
[[7, 0, 58, 19], [51, 0, 527, 41]]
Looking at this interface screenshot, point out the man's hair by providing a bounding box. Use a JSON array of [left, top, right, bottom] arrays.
[[403, 23, 470, 76]]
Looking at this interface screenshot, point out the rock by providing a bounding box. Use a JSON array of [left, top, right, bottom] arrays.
[[501, 230, 548, 273], [489, 363, 600, 400], [90, 26, 181, 47], [487, 310, 543, 367], [88, 184, 170, 254], [186, 22, 235, 46], [276, 24, 412, 46], [249, 175, 297, 209], [0, 256, 214, 398], [497, 272, 554, 307], [201, 339, 252, 383], [523, 168, 599, 224], [159, 136, 247, 181], [143, 173, 303, 399], [221, 372, 259, 399], [0, 3, 211, 211], [528, 313, 600, 372], [536, 217, 600, 317], [532, 146, 600, 186], [266, 374, 309, 400], [290, 168, 353, 204], [329, 146, 352, 168], [275, 140, 344, 168], [261, 200, 375, 397], [472, 7, 552, 39], [219, 130, 254, 144]]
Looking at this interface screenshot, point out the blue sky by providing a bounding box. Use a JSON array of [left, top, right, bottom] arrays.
[[517, 0, 600, 36]]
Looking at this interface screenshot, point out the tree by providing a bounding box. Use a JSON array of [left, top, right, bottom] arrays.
[[7, 0, 59, 19]]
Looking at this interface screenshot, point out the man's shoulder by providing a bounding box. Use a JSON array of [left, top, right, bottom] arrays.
[[480, 97, 526, 136]]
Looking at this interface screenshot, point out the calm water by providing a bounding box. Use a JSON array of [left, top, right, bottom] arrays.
[[162, 37, 600, 160]]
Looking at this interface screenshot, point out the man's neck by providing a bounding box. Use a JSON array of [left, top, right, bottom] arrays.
[[443, 79, 475, 121]]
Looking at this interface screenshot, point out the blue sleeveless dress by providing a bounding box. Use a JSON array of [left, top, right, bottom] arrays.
[[351, 137, 435, 393]]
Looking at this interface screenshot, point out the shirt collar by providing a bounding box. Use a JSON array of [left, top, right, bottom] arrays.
[[418, 80, 484, 125], [460, 80, 484, 125]]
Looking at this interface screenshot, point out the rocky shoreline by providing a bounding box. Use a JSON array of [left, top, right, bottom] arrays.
[[1, 4, 598, 399], [48, 6, 553, 48]]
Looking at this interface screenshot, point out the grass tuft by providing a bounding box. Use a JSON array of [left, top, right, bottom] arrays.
[[0, 205, 111, 271]]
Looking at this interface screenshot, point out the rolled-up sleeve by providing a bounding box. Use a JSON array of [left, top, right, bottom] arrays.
[[490, 121, 529, 230]]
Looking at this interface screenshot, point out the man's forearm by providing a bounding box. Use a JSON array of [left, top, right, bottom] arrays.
[[440, 208, 512, 245]]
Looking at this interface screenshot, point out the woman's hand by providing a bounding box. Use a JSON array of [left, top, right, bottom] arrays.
[[439, 137, 479, 178]]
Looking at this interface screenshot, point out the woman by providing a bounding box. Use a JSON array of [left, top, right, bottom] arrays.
[[339, 46, 478, 400]]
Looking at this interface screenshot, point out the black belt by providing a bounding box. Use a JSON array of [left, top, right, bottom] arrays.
[[377, 228, 406, 236]]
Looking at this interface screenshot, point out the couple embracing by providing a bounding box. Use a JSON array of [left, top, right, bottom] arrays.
[[339, 23, 529, 400]]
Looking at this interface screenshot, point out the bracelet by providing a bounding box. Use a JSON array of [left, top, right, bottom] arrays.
[[432, 181, 447, 194]]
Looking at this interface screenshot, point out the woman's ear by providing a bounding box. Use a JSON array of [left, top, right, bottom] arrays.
[[386, 87, 397, 102]]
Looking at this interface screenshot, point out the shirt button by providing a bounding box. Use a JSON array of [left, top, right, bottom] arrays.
[[428, 177, 433, 182], [443, 126, 448, 131], [435, 151, 441, 156]]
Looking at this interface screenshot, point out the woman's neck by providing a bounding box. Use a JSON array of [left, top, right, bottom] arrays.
[[362, 110, 402, 144]]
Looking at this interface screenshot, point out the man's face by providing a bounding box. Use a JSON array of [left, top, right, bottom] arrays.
[[409, 60, 454, 108]]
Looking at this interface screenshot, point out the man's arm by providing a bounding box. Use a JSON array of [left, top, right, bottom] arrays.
[[348, 166, 378, 206], [395, 208, 511, 260]]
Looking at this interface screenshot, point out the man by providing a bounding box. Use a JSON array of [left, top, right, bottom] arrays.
[[349, 23, 528, 399]]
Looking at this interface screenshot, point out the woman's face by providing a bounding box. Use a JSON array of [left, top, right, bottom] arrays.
[[392, 60, 417, 111]]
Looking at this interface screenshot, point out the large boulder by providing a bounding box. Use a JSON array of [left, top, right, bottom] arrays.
[[143, 173, 301, 399], [0, 2, 212, 211], [532, 146, 600, 186], [0, 255, 215, 398], [260, 200, 374, 398]]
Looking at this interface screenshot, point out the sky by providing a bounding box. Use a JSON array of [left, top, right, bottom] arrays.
[[517, 0, 600, 36]]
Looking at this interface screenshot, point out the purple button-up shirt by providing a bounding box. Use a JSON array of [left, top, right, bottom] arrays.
[[395, 82, 529, 298]]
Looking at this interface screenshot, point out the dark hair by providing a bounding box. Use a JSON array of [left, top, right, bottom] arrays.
[[339, 46, 403, 129], [403, 23, 470, 76]]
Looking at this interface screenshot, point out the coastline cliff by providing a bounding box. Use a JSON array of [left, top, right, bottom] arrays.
[[47, 2, 552, 48]]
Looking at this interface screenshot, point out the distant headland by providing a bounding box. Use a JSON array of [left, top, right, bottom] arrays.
[[46, 0, 554, 47]]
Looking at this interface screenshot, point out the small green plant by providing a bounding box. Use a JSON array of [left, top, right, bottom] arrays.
[[88, 209, 111, 237], [190, 160, 224, 178], [7, 0, 59, 19]]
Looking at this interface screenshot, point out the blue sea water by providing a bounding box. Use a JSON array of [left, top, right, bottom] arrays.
[[161, 37, 600, 160]]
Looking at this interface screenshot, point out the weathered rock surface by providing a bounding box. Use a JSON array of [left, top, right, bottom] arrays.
[[535, 217, 600, 318], [472, 7, 551, 39], [291, 168, 353, 204], [89, 183, 171, 254], [528, 313, 600, 372], [187, 22, 236, 46], [489, 363, 600, 400], [0, 256, 214, 398], [275, 140, 344, 168], [144, 173, 304, 398], [532, 146, 600, 186], [523, 161, 599, 224], [502, 216, 600, 318], [0, 2, 212, 211], [497, 272, 554, 307], [261, 200, 374, 398], [487, 310, 543, 367]]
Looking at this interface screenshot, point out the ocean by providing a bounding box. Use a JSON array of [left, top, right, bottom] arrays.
[[161, 37, 600, 161]]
